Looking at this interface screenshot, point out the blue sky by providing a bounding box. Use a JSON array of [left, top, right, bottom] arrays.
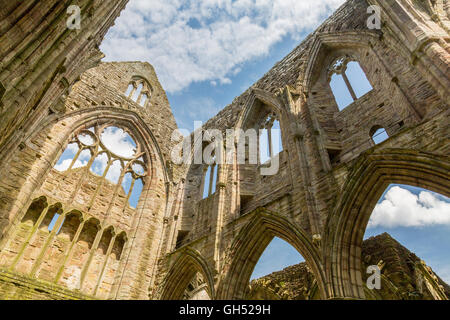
[[251, 185, 450, 283], [97, 1, 449, 285], [100, 0, 346, 131]]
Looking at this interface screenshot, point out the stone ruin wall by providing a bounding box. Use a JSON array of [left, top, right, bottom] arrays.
[[247, 233, 450, 300], [154, 0, 449, 300], [0, 0, 132, 170], [0, 0, 449, 300], [172, 0, 448, 249], [0, 61, 184, 300]]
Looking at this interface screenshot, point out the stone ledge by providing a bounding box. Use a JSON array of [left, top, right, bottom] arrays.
[[0, 269, 95, 300]]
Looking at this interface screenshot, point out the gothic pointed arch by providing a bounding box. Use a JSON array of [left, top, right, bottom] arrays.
[[158, 248, 216, 300], [236, 89, 286, 164], [29, 107, 171, 187], [0, 103, 173, 299], [216, 209, 327, 300], [236, 88, 286, 132], [324, 149, 450, 299], [125, 76, 153, 107], [301, 31, 381, 92]]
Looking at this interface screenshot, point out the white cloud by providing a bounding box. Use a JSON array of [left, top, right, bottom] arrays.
[[90, 153, 131, 187], [54, 129, 136, 189], [91, 152, 109, 176], [101, 127, 136, 158], [55, 158, 89, 172], [54, 159, 72, 172], [106, 160, 124, 184], [368, 187, 450, 229], [78, 133, 94, 146], [92, 128, 136, 185], [67, 143, 79, 154], [101, 0, 345, 92]]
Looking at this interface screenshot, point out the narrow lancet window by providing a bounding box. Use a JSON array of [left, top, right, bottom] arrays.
[[124, 77, 152, 107], [328, 56, 373, 110], [259, 113, 283, 164]]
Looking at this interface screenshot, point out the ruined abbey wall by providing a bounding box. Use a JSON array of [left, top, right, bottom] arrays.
[[0, 0, 129, 177], [0, 0, 449, 300], [154, 0, 450, 300], [0, 61, 183, 299]]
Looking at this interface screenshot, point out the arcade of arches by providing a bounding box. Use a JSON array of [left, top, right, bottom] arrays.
[[0, 0, 449, 300]]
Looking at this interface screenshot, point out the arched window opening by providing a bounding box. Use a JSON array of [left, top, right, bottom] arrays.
[[53, 125, 147, 210], [370, 126, 389, 145], [71, 149, 91, 169], [132, 83, 143, 101], [99, 227, 114, 255], [0, 198, 48, 268], [121, 159, 146, 208], [39, 205, 63, 231], [112, 233, 126, 261], [363, 184, 450, 300], [346, 61, 373, 97], [90, 152, 109, 177], [93, 232, 127, 298], [105, 160, 123, 184], [58, 211, 81, 242], [81, 227, 116, 294], [259, 113, 283, 164], [54, 143, 79, 172], [21, 197, 47, 226], [140, 93, 148, 106], [329, 73, 354, 110], [125, 84, 134, 97], [79, 219, 100, 250], [132, 163, 145, 175], [124, 77, 152, 107], [0, 199, 130, 297], [7, 124, 148, 295], [259, 128, 270, 164], [127, 177, 144, 209], [54, 128, 96, 172], [248, 237, 319, 300], [122, 172, 133, 195], [48, 213, 65, 234], [202, 157, 218, 199], [328, 56, 373, 111]]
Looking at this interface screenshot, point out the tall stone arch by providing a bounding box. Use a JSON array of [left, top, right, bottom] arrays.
[[301, 31, 423, 121], [324, 148, 450, 299], [236, 88, 287, 132], [0, 105, 171, 299], [0, 107, 169, 236], [302, 31, 380, 91], [216, 209, 327, 300], [157, 248, 215, 300]]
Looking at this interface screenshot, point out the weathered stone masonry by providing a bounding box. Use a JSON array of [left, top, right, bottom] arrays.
[[0, 0, 449, 300]]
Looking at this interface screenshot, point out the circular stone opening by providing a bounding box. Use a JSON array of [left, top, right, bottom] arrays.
[[132, 163, 145, 175], [78, 132, 95, 146]]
